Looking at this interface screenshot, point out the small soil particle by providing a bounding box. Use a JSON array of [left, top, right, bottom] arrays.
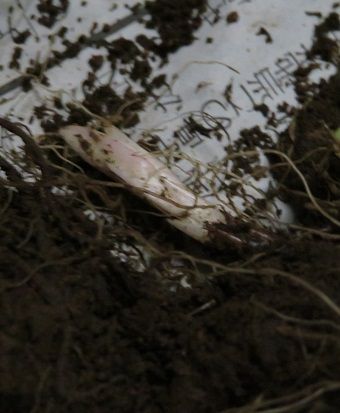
[[226, 11, 239, 24], [256, 26, 273, 43]]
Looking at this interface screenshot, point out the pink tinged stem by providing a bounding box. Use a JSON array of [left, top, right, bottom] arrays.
[[59, 124, 226, 243]]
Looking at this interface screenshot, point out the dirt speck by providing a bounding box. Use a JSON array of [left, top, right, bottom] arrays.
[[256, 26, 273, 43], [226, 11, 239, 24]]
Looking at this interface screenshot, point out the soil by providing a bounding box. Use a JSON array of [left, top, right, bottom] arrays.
[[226, 12, 239, 25], [36, 0, 70, 28], [273, 71, 340, 229], [1, 4, 340, 413], [256, 27, 273, 44], [307, 12, 340, 62], [144, 0, 208, 59]]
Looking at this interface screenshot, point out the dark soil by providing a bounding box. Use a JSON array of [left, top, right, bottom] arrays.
[[274, 71, 340, 229], [1, 113, 340, 413], [144, 0, 208, 59], [36, 0, 69, 28], [307, 12, 340, 62], [226, 11, 239, 25], [1, 5, 340, 413], [256, 27, 273, 44]]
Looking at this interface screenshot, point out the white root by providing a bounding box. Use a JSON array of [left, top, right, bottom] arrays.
[[59, 124, 228, 243]]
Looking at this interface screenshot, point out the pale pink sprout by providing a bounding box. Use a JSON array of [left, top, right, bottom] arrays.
[[59, 124, 272, 247]]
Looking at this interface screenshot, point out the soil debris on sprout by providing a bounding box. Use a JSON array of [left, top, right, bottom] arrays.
[[1, 4, 340, 413]]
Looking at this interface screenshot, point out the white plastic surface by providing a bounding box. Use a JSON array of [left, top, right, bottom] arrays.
[[0, 0, 338, 225]]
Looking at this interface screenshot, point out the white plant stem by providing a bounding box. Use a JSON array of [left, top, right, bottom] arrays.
[[59, 124, 228, 243]]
